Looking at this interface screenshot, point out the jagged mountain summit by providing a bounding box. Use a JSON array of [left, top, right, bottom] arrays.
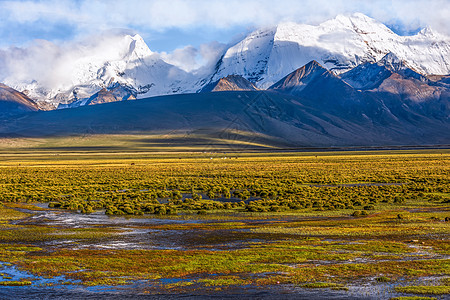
[[200, 75, 258, 92], [269, 60, 338, 93], [269, 59, 449, 125], [269, 60, 360, 108], [340, 52, 427, 90], [57, 83, 137, 109], [340, 52, 450, 108], [211, 13, 450, 88], [268, 60, 396, 125], [0, 83, 38, 115]]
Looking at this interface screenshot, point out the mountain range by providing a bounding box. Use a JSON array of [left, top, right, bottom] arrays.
[[1, 13, 449, 109], [0, 13, 449, 148]]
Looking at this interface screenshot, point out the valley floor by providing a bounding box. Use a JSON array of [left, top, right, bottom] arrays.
[[0, 149, 448, 299]]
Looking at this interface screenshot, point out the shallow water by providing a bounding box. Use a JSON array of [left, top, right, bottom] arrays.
[[4, 206, 449, 299], [0, 262, 373, 299], [14, 206, 208, 251], [3, 280, 448, 300], [18, 205, 201, 227], [0, 288, 374, 300]]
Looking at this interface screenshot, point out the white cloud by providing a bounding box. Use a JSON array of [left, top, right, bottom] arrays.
[[160, 46, 199, 73], [0, 0, 449, 92], [1, 0, 449, 36], [0, 29, 226, 93], [0, 40, 64, 88], [0, 31, 144, 91], [159, 41, 227, 73]]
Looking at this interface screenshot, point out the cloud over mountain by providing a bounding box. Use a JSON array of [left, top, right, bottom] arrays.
[[1, 0, 450, 48]]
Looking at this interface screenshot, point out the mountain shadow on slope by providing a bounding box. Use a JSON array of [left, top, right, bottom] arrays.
[[1, 90, 448, 148]]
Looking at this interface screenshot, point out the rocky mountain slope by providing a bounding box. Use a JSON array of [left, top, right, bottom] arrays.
[[57, 83, 137, 109], [340, 52, 427, 90], [0, 83, 38, 116], [200, 75, 258, 92], [271, 59, 449, 123], [269, 60, 367, 119], [339, 53, 449, 119]]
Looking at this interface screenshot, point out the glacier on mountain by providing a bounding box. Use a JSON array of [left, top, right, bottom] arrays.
[[211, 13, 450, 88], [1, 13, 449, 109]]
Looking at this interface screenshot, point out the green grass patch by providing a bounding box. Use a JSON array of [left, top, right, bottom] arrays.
[[376, 276, 392, 282], [302, 282, 346, 289], [395, 285, 450, 295], [0, 280, 32, 286], [197, 276, 246, 287], [389, 297, 437, 300]]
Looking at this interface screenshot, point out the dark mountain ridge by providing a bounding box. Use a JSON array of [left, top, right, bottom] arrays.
[[0, 58, 448, 148], [1, 89, 448, 148]]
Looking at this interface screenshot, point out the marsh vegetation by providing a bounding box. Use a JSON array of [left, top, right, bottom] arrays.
[[0, 149, 448, 298]]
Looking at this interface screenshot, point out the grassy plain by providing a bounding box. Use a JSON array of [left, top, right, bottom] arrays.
[[0, 144, 448, 297]]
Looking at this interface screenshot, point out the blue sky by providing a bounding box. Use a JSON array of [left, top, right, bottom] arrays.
[[0, 0, 449, 52]]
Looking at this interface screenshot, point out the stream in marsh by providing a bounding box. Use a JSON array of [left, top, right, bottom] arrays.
[[13, 205, 264, 251], [1, 263, 447, 300], [2, 206, 448, 299]]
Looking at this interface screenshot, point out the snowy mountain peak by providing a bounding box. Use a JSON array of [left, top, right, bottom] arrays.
[[8, 31, 199, 109], [212, 27, 276, 85], [377, 52, 427, 81], [124, 34, 153, 61], [378, 52, 408, 71], [418, 26, 443, 39], [212, 13, 450, 89], [379, 52, 401, 63], [2, 13, 450, 110], [327, 12, 393, 34], [223, 28, 276, 59]]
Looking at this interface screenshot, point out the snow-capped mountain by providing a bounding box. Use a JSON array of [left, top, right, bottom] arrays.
[[1, 13, 450, 110], [2, 34, 198, 109], [211, 13, 450, 88], [1, 58, 449, 147]]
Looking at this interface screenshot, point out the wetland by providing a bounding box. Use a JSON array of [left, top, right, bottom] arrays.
[[0, 149, 448, 299]]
